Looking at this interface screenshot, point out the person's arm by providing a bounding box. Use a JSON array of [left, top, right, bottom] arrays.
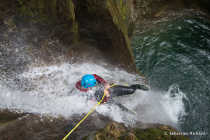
[[104, 84, 111, 97], [94, 83, 111, 103], [101, 83, 111, 103], [93, 74, 107, 85]]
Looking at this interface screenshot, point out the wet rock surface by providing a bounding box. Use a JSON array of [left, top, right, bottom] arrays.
[[0, 15, 113, 89], [0, 113, 67, 140], [0, 111, 190, 140], [0, 110, 23, 127], [12, 0, 138, 71], [0, 111, 112, 140]]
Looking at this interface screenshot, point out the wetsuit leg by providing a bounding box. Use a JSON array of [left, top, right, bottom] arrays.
[[109, 85, 136, 97], [94, 84, 149, 102], [130, 84, 149, 91]]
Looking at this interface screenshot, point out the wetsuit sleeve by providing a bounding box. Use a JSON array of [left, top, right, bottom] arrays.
[[93, 74, 107, 85], [95, 89, 110, 103]]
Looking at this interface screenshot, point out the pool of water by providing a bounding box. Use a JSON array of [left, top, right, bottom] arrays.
[[132, 16, 210, 140]]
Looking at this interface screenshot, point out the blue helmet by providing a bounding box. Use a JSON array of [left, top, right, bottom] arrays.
[[81, 74, 97, 88]]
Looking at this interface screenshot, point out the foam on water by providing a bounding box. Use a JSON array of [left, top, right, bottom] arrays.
[[97, 85, 187, 127], [0, 63, 187, 126]]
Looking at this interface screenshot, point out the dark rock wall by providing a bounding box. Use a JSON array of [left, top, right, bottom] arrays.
[[10, 0, 137, 71], [0, 0, 16, 21], [73, 0, 136, 70]]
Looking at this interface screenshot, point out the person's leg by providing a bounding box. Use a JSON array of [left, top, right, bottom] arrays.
[[130, 84, 149, 91], [110, 84, 149, 97], [110, 85, 136, 97]]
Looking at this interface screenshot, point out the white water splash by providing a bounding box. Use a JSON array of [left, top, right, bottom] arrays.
[[0, 63, 186, 126], [97, 85, 187, 127]]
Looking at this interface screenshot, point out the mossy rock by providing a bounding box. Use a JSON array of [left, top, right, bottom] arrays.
[[0, 110, 21, 123], [83, 122, 190, 140], [94, 122, 126, 140], [118, 132, 138, 140], [134, 127, 190, 140], [0, 110, 23, 128]]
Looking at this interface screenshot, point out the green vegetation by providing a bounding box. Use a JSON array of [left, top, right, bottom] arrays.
[[83, 122, 190, 140]]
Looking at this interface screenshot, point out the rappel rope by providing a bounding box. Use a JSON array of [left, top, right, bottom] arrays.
[[62, 84, 115, 140]]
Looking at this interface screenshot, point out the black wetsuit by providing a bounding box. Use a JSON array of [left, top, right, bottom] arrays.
[[95, 84, 148, 102]]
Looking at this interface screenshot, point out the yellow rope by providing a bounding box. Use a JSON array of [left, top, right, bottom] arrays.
[[62, 84, 115, 140]]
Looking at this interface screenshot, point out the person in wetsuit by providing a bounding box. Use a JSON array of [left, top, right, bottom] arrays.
[[76, 74, 149, 103]]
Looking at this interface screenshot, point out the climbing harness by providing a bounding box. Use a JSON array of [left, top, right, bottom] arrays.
[[62, 84, 115, 140]]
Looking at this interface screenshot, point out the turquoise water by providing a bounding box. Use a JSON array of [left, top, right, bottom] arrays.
[[132, 16, 210, 140]]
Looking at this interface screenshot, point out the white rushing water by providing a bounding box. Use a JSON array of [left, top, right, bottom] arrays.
[[0, 63, 187, 127]]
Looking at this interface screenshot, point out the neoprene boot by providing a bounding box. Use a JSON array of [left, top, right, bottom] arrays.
[[130, 84, 149, 91]]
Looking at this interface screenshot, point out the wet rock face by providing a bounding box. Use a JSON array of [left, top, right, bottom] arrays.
[[0, 0, 16, 20], [0, 112, 113, 140], [9, 0, 137, 71], [0, 114, 68, 140], [72, 0, 137, 70], [74, 0, 137, 69], [0, 111, 190, 140], [0, 110, 23, 126]]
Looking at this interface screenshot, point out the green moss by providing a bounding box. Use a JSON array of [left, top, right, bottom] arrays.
[[134, 128, 190, 140], [66, 0, 79, 43], [50, 0, 57, 18], [72, 21, 79, 43], [106, 0, 135, 65], [17, 0, 34, 17], [37, 0, 44, 14], [118, 0, 127, 21], [118, 133, 139, 140], [17, 0, 75, 20], [106, 0, 127, 35], [0, 110, 21, 128], [67, 0, 75, 21], [83, 123, 189, 140], [86, 0, 98, 13]]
